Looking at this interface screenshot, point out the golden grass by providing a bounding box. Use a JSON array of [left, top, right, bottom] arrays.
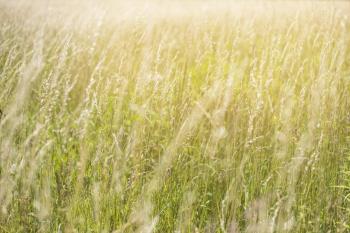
[[0, 1, 350, 232]]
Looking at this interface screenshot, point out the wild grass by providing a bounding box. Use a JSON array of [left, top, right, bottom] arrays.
[[0, 1, 350, 232]]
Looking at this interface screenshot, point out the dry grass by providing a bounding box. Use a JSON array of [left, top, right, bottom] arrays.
[[0, 1, 350, 232]]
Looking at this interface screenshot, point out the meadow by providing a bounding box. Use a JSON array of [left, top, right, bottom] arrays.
[[0, 1, 350, 232]]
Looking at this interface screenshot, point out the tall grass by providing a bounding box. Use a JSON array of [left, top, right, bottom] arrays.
[[0, 1, 350, 232]]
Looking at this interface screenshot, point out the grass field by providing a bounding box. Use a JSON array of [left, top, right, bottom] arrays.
[[0, 1, 350, 232]]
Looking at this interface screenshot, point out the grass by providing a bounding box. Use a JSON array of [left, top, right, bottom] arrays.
[[0, 0, 350, 232]]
